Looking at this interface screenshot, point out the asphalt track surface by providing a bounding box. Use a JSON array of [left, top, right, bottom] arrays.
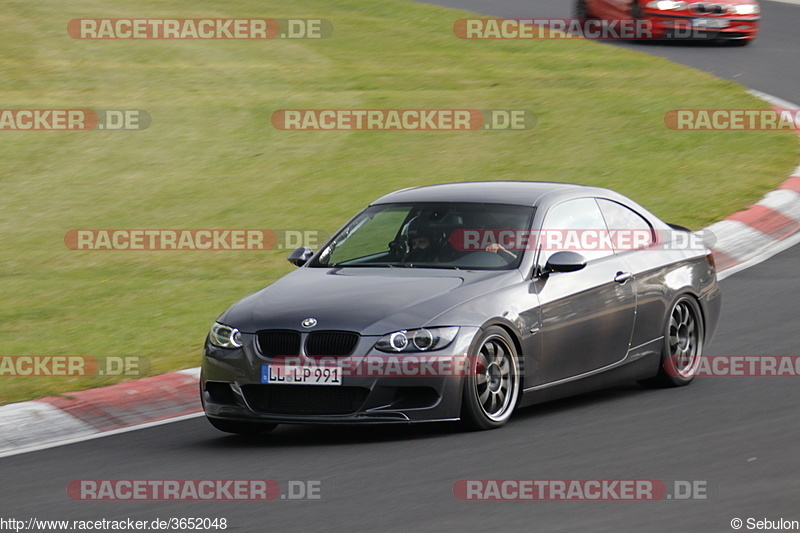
[[420, 0, 800, 105], [3, 250, 800, 532], [2, 1, 799, 532]]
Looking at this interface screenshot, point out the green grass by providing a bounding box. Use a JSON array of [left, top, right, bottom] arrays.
[[0, 0, 797, 404]]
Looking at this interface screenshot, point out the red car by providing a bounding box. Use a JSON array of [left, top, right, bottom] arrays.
[[573, 0, 760, 43]]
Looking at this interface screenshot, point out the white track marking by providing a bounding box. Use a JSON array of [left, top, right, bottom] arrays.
[[0, 411, 204, 459]]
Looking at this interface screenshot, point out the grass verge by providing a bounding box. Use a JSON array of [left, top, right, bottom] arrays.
[[0, 0, 797, 404]]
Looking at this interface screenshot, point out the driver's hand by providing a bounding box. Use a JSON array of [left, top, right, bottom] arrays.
[[486, 243, 517, 261]]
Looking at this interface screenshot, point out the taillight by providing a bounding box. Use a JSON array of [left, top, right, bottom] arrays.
[[705, 252, 715, 269]]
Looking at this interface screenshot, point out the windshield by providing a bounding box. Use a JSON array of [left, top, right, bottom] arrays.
[[311, 202, 535, 270]]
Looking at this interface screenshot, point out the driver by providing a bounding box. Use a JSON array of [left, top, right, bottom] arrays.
[[405, 217, 440, 262]]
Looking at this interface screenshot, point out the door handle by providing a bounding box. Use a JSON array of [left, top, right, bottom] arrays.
[[614, 271, 632, 284]]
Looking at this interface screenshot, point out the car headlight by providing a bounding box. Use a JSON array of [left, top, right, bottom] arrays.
[[209, 322, 243, 349], [375, 327, 459, 353], [731, 3, 759, 14], [645, 0, 687, 9]]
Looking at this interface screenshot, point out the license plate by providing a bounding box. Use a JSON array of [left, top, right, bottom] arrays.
[[691, 18, 729, 29], [261, 364, 342, 386]]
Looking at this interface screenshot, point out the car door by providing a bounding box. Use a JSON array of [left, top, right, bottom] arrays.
[[530, 197, 637, 385], [596, 198, 664, 350]]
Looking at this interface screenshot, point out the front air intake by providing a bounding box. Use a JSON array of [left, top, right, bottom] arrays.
[[257, 330, 302, 357], [305, 331, 360, 357]]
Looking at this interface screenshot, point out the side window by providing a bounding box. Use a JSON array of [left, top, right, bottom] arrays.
[[597, 199, 655, 252], [539, 197, 613, 265]]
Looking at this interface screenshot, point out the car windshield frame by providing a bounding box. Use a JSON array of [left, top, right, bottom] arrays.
[[309, 202, 536, 271]]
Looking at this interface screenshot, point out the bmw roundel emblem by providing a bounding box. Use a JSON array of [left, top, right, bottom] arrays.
[[302, 318, 318, 328]]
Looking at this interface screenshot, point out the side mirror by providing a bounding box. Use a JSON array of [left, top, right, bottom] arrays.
[[287, 246, 314, 267], [543, 251, 587, 275]]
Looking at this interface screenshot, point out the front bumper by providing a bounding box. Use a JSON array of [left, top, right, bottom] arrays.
[[201, 327, 480, 425], [646, 12, 759, 40]]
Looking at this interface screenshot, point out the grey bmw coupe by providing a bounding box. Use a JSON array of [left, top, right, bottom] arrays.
[[201, 181, 721, 433]]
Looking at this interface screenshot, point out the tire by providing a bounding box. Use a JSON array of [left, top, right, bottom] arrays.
[[207, 417, 278, 435], [573, 0, 594, 19], [461, 326, 521, 430], [640, 295, 704, 388], [631, 0, 644, 19]]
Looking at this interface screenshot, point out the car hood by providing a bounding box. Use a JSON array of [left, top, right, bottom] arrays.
[[218, 266, 521, 336]]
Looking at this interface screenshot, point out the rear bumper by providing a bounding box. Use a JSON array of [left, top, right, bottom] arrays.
[[700, 274, 723, 346]]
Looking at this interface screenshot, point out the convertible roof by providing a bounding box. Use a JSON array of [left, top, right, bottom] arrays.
[[372, 181, 594, 206]]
